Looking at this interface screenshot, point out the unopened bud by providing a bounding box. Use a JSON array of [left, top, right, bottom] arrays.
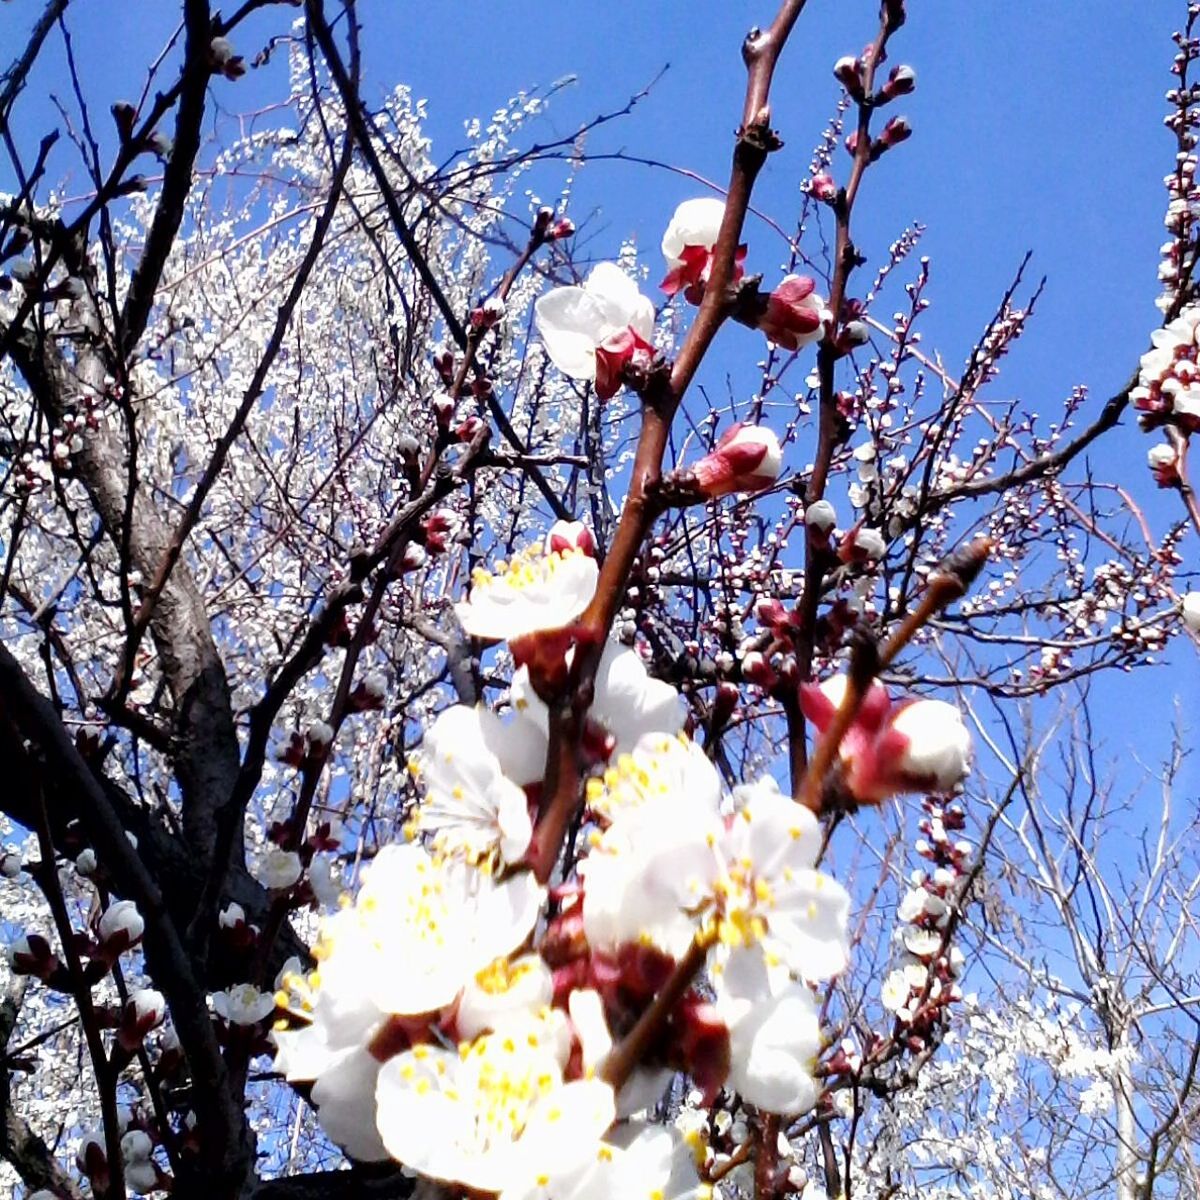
[[691, 424, 783, 498], [470, 296, 506, 330], [306, 719, 334, 753], [401, 543, 428, 572], [98, 900, 145, 952], [1148, 442, 1180, 486], [876, 115, 913, 154], [834, 55, 865, 98], [881, 64, 917, 99], [546, 520, 597, 557], [741, 650, 777, 689], [839, 320, 870, 349], [805, 499, 837, 532], [432, 392, 455, 426], [809, 171, 837, 203], [455, 415, 485, 442]]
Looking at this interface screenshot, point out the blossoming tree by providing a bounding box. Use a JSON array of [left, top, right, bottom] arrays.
[[1, 1, 1198, 1199]]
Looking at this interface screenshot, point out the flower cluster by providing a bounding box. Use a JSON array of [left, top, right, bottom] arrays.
[[1133, 307, 1200, 432], [261, 508, 978, 1189], [880, 798, 971, 1038]]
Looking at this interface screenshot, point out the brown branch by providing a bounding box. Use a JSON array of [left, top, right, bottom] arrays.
[[31, 789, 126, 1200], [118, 0, 211, 356], [304, 0, 570, 521], [0, 0, 68, 125], [109, 89, 355, 704], [528, 0, 808, 882], [0, 643, 255, 1196], [0, 978, 86, 1199]]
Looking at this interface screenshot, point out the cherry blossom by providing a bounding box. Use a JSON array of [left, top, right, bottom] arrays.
[[757, 275, 831, 350], [690, 423, 784, 497], [212, 984, 275, 1026], [409, 703, 542, 864], [455, 536, 599, 644], [660, 197, 743, 304], [374, 1010, 616, 1195], [535, 263, 656, 400], [800, 675, 972, 803], [510, 641, 686, 761]]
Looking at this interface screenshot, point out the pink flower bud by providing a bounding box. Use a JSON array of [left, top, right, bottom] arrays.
[[455, 415, 485, 442], [432, 392, 455, 426], [594, 325, 655, 400], [805, 499, 837, 532], [99, 900, 144, 952], [7, 933, 59, 980], [758, 275, 830, 350], [800, 676, 971, 804], [1148, 442, 1180, 486], [545, 520, 597, 557], [839, 525, 887, 563], [741, 650, 777, 689], [878, 115, 913, 150], [691, 423, 783, 498], [809, 171, 838, 203], [881, 64, 917, 99], [118, 989, 166, 1050], [834, 55, 864, 97], [754, 596, 788, 627], [470, 296, 507, 330], [839, 320, 871, 350], [550, 217, 576, 241]]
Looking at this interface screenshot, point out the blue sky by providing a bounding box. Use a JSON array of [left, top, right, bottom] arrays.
[[3, 2, 1195, 799]]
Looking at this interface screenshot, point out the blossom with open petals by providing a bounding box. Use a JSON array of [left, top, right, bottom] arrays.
[[535, 263, 655, 400], [212, 983, 275, 1026], [456, 539, 598, 644], [511, 641, 685, 762], [660, 197, 742, 305], [375, 1009, 616, 1195], [258, 847, 302, 891], [712, 949, 822, 1114], [512, 1121, 710, 1200], [354, 844, 544, 1018], [410, 704, 541, 864]]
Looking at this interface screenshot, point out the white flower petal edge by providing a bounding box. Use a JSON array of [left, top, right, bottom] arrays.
[[456, 547, 598, 642], [374, 1012, 614, 1195], [535, 263, 654, 382], [511, 642, 685, 756], [348, 844, 544, 1017], [661, 197, 726, 267], [413, 704, 537, 864]]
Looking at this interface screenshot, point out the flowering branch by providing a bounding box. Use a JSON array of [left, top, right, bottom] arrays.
[[528, 0, 811, 883]]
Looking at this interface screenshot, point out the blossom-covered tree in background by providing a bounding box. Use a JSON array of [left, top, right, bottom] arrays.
[[1, 1, 1198, 1199]]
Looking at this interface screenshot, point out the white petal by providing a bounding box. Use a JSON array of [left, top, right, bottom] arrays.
[[311, 1046, 390, 1161], [661, 197, 726, 266], [584, 262, 650, 334], [535, 287, 603, 379]]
